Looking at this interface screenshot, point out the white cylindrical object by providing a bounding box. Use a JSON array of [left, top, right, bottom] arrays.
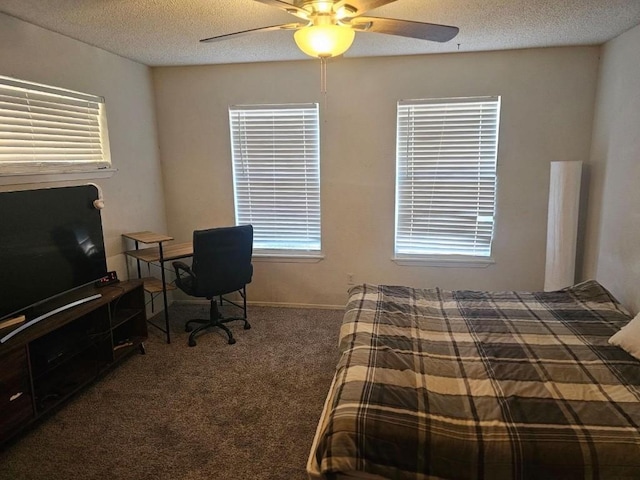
[[544, 161, 582, 291]]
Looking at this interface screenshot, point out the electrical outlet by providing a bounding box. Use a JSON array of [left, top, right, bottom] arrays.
[[347, 273, 354, 285]]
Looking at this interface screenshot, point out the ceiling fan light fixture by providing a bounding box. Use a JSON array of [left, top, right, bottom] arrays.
[[294, 24, 356, 58]]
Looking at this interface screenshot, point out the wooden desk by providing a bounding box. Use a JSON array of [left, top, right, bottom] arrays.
[[123, 232, 193, 344], [124, 241, 193, 263], [122, 231, 173, 245]]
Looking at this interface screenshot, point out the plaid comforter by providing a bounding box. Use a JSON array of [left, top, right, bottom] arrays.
[[307, 281, 640, 480]]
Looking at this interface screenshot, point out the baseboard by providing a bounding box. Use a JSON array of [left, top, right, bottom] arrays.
[[173, 299, 343, 310], [248, 301, 343, 310]]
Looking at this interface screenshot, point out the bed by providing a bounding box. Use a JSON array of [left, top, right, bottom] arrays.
[[307, 280, 640, 479]]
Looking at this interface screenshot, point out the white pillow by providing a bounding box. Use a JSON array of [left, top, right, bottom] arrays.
[[609, 312, 640, 361]]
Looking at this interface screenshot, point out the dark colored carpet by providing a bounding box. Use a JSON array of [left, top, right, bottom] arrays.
[[0, 304, 344, 480]]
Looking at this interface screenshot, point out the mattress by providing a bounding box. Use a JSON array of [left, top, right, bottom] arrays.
[[307, 280, 640, 479]]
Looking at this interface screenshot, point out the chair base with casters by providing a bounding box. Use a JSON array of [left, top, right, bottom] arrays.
[[185, 288, 251, 347]]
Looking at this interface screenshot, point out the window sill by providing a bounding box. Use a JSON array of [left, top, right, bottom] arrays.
[[253, 253, 324, 263], [392, 256, 494, 268], [0, 168, 117, 187]]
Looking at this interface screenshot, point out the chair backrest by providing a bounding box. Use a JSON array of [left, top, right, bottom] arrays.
[[191, 225, 253, 298]]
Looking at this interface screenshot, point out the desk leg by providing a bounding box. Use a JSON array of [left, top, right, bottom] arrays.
[[134, 240, 142, 279], [158, 243, 171, 344]]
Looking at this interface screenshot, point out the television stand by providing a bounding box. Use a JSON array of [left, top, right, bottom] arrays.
[[1, 294, 103, 344], [0, 280, 147, 446]]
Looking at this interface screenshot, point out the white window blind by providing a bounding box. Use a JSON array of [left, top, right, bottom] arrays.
[[229, 103, 321, 252], [0, 75, 111, 175], [395, 96, 500, 258]]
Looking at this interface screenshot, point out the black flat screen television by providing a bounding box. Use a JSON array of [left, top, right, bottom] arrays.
[[0, 185, 108, 321]]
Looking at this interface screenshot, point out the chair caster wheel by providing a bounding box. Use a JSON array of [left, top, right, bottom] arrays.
[[188, 338, 197, 347], [228, 337, 236, 345], [244, 323, 251, 330]]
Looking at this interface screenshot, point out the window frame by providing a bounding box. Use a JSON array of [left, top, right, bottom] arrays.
[[393, 96, 501, 266], [228, 103, 322, 259]]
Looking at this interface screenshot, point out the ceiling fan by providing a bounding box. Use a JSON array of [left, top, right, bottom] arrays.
[[201, 0, 459, 59]]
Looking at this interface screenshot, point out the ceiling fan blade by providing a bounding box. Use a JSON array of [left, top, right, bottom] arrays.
[[200, 23, 305, 43], [335, 0, 398, 17], [254, 0, 310, 20], [349, 16, 459, 42]]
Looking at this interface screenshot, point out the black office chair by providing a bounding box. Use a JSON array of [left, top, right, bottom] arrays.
[[172, 225, 253, 346]]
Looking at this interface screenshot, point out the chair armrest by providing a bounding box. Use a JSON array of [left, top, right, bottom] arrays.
[[172, 260, 196, 295], [172, 261, 194, 278]]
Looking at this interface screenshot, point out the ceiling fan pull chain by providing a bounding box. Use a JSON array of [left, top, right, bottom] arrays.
[[320, 57, 328, 95]]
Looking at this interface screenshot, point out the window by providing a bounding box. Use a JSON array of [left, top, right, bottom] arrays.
[[395, 96, 501, 262], [0, 75, 111, 176], [229, 103, 321, 255]]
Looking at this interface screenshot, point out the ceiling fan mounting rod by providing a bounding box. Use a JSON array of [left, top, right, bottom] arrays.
[[300, 1, 334, 13], [298, 0, 357, 21], [311, 12, 336, 26]]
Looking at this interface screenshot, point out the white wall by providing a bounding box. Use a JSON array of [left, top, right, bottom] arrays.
[[0, 13, 167, 282], [153, 46, 600, 307], [582, 23, 640, 313], [6, 9, 637, 314]]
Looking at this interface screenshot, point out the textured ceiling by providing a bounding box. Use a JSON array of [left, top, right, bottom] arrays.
[[1, 0, 640, 67]]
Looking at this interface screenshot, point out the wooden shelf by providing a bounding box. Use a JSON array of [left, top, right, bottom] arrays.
[[141, 277, 176, 294]]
